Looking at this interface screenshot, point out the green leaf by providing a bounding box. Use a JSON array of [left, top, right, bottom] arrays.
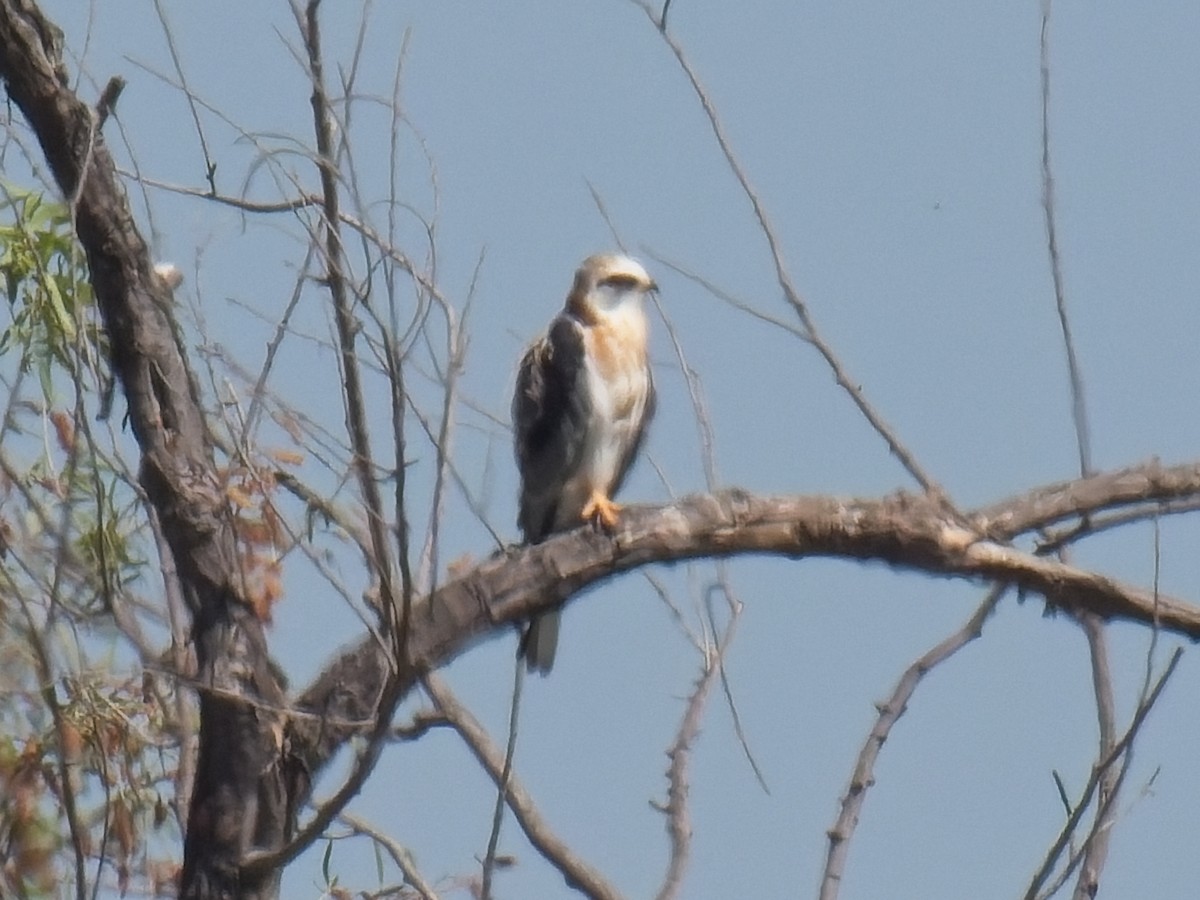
[[321, 838, 334, 885]]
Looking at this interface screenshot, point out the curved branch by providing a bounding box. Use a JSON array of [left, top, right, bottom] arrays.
[[820, 585, 1005, 899], [977, 459, 1200, 538], [294, 471, 1200, 782], [423, 674, 621, 900]]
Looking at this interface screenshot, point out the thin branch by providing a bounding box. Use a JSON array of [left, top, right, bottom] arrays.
[[242, 2, 416, 877], [646, 250, 810, 343], [654, 596, 740, 900], [1071, 613, 1116, 900], [586, 185, 766, 797], [338, 811, 441, 900], [707, 579, 769, 795], [633, 0, 952, 506], [151, 0, 216, 190], [1067, 522, 1164, 899], [119, 171, 318, 212], [1036, 497, 1200, 555], [1040, 0, 1092, 477], [659, 0, 674, 31], [241, 241, 317, 444], [1023, 647, 1182, 900], [481, 660, 524, 900], [423, 674, 621, 900], [820, 584, 1005, 899], [295, 0, 400, 639], [412, 272, 472, 594], [975, 458, 1200, 539]]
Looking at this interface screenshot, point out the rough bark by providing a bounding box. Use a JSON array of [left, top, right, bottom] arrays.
[[295, 478, 1200, 777], [5, 1, 1200, 897], [0, 3, 287, 898]]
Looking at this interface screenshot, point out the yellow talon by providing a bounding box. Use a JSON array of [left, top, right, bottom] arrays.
[[581, 490, 622, 530]]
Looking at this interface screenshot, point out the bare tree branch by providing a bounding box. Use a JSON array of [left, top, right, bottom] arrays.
[[975, 459, 1200, 538], [293, 0, 402, 637], [1040, 0, 1092, 477], [0, 5, 289, 896], [632, 0, 952, 506], [653, 598, 738, 900], [150, 0, 215, 191], [295, 469, 1200, 794], [338, 812, 441, 900], [1024, 647, 1181, 900], [480, 661, 524, 900], [423, 674, 622, 900], [820, 585, 1005, 900], [1071, 613, 1117, 900]]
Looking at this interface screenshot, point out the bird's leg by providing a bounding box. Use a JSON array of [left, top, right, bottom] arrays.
[[581, 489, 622, 530]]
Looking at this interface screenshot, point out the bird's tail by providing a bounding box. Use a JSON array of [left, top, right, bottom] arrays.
[[522, 609, 560, 675]]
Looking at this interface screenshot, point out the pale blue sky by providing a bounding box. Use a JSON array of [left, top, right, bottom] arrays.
[[31, 1, 1200, 897]]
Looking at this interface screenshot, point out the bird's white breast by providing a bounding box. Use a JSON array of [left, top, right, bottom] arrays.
[[554, 304, 650, 525]]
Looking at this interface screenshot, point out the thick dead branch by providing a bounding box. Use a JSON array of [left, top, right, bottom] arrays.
[[7, 5, 1200, 897], [295, 472, 1200, 781]]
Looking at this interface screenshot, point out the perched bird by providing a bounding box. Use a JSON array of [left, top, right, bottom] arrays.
[[512, 253, 657, 673]]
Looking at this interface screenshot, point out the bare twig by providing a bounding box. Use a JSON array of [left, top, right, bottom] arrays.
[[412, 264, 474, 594], [1023, 647, 1182, 900], [339, 811, 441, 900], [1036, 497, 1200, 554], [481, 660, 524, 900], [706, 580, 768, 794], [151, 0, 216, 191], [1070, 613, 1116, 899], [586, 184, 766, 797], [423, 674, 621, 900], [242, 242, 317, 444], [1040, 0, 1092, 477], [654, 593, 739, 900], [119, 171, 318, 212], [820, 584, 1005, 899], [647, 250, 810, 343], [239, 0, 411, 877], [1065, 522, 1163, 899], [633, 0, 952, 506], [295, 0, 400, 637]]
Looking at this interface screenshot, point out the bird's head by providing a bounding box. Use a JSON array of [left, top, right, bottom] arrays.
[[566, 253, 658, 322]]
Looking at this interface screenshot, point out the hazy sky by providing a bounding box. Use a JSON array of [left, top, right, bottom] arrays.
[[29, 1, 1200, 897]]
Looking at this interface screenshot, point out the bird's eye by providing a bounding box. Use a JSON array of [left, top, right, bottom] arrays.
[[600, 274, 640, 289]]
